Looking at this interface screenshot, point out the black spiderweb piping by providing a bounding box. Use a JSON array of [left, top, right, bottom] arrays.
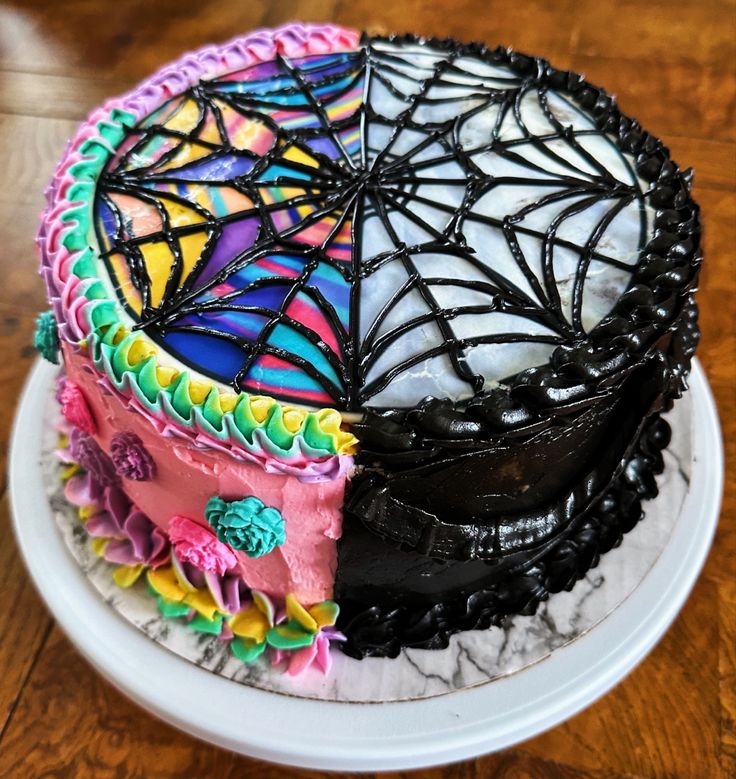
[[95, 37, 655, 411]]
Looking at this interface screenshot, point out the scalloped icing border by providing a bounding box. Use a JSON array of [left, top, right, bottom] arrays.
[[37, 23, 361, 474]]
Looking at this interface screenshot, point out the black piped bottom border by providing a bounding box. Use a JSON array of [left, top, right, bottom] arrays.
[[336, 412, 673, 659]]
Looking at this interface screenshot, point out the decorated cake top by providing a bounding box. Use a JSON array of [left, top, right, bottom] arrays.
[[90, 31, 653, 411], [39, 21, 697, 460]]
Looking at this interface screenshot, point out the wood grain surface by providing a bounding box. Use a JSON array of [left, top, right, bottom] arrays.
[[0, 1, 733, 776]]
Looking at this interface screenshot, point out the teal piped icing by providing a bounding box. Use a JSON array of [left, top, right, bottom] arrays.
[[34, 310, 59, 364], [49, 106, 357, 465], [205, 496, 286, 558]]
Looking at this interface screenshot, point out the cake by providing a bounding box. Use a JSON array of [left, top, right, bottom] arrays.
[[35, 23, 701, 673]]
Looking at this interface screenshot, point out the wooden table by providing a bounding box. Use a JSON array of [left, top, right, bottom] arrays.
[[0, 1, 733, 776]]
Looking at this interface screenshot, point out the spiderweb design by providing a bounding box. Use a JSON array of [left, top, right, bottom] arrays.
[[95, 50, 364, 407], [95, 40, 651, 410]]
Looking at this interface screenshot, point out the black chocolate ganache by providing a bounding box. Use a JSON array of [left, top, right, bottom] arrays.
[[332, 35, 701, 657]]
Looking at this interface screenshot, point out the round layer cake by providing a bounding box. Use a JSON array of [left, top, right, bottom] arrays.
[[36, 23, 701, 669]]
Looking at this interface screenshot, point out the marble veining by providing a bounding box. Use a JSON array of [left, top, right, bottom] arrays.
[[43, 386, 692, 703]]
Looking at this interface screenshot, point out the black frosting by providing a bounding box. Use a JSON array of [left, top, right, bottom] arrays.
[[337, 410, 675, 658], [353, 34, 701, 413], [334, 36, 702, 657], [336, 296, 699, 657]]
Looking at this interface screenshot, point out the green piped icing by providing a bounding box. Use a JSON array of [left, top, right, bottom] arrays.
[[34, 310, 59, 364], [70, 247, 98, 279], [231, 639, 267, 664], [87, 328, 345, 459], [202, 388, 226, 431], [170, 373, 196, 421], [266, 404, 301, 450], [151, 592, 222, 635], [232, 395, 264, 442], [152, 592, 190, 619], [189, 613, 224, 635], [51, 107, 357, 463]]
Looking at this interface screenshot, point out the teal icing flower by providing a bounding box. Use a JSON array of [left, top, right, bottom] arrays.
[[205, 495, 286, 558], [34, 310, 59, 364]]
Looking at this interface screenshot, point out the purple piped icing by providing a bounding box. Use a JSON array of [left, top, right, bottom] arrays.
[[66, 472, 170, 568], [110, 431, 156, 481], [69, 429, 119, 487]]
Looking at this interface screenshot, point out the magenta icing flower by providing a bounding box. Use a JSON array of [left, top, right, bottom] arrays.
[[168, 515, 237, 576], [59, 381, 96, 434], [70, 429, 119, 487], [110, 431, 156, 481]]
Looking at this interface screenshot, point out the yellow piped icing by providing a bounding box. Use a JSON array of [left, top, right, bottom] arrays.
[[127, 338, 156, 365], [93, 325, 358, 455], [220, 394, 238, 413], [282, 407, 307, 433], [188, 379, 210, 405], [315, 408, 358, 454], [113, 564, 144, 588], [147, 566, 220, 621], [250, 396, 274, 424], [155, 365, 179, 387]]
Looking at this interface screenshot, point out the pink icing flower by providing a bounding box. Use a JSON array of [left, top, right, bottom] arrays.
[[59, 381, 96, 435], [168, 515, 237, 576]]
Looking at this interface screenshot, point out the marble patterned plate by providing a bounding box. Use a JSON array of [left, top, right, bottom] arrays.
[[9, 359, 722, 771]]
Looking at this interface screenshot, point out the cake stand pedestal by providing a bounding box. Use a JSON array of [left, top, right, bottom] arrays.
[[9, 359, 722, 771]]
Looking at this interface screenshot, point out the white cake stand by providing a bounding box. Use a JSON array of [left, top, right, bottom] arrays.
[[9, 359, 723, 772]]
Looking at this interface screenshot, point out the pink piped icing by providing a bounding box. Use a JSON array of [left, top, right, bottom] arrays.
[[168, 515, 237, 576]]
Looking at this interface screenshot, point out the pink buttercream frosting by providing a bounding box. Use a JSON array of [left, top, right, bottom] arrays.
[[168, 515, 237, 576], [63, 347, 347, 601]]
